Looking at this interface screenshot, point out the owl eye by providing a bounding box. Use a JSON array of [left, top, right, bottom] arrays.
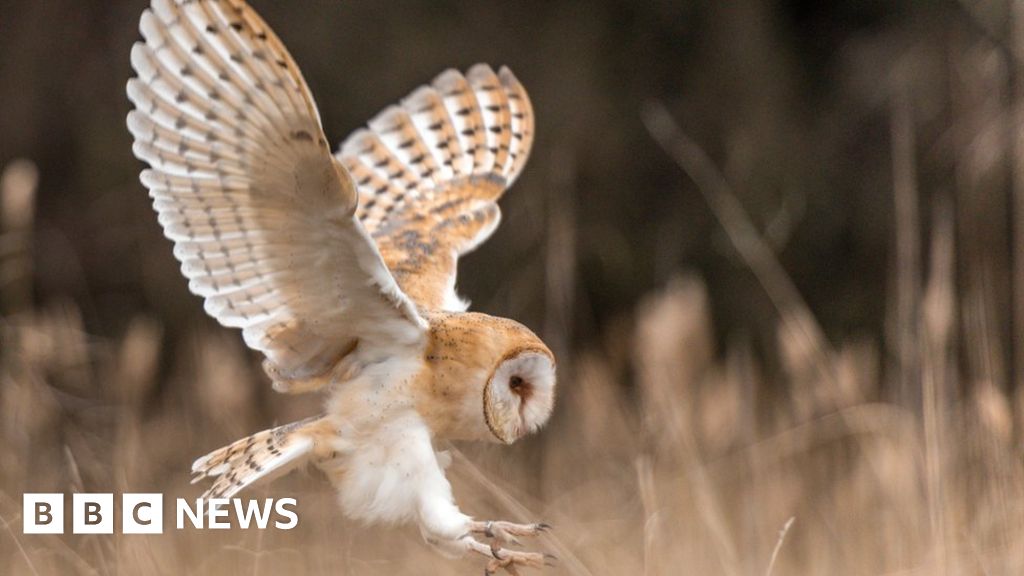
[[509, 375, 525, 390]]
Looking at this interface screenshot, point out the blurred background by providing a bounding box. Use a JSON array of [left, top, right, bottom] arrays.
[[3, 0, 1024, 574]]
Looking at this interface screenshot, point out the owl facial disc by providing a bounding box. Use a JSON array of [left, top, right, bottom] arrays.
[[483, 350, 556, 444]]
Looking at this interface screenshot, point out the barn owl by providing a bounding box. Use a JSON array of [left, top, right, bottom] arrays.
[[125, 0, 556, 572]]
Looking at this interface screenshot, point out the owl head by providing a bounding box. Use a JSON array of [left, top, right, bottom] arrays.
[[483, 346, 556, 444], [421, 312, 557, 444]]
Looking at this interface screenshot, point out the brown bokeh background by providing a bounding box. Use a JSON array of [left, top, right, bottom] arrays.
[[4, 1, 1024, 575], [2, 0, 917, 347]]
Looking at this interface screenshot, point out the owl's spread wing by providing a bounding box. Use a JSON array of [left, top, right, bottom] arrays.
[[127, 0, 425, 380], [337, 65, 535, 311]]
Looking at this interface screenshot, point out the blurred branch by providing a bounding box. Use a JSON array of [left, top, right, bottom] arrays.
[[635, 456, 660, 576], [921, 198, 957, 576], [890, 84, 923, 411], [1, 159, 39, 316], [544, 145, 577, 367], [764, 516, 795, 576], [952, 0, 1018, 65], [0, 508, 42, 576], [763, 187, 806, 253], [1010, 0, 1024, 431], [641, 102, 838, 391]]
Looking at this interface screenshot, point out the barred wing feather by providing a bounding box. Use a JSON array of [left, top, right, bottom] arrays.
[[127, 0, 425, 380], [338, 64, 535, 311]]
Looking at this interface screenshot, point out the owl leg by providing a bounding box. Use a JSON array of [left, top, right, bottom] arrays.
[[397, 417, 553, 571]]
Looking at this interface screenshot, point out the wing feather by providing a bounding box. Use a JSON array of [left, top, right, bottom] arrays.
[[338, 65, 535, 311], [128, 0, 425, 381]]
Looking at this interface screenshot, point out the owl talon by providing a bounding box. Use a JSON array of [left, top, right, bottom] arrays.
[[470, 520, 551, 545], [468, 537, 547, 573], [489, 562, 522, 576], [485, 564, 519, 576]]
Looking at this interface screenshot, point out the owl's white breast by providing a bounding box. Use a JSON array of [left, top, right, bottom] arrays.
[[317, 353, 438, 524]]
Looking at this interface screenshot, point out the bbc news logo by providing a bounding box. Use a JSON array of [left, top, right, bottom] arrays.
[[23, 494, 298, 534]]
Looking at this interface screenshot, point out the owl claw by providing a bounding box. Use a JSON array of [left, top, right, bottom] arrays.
[[485, 565, 520, 576], [467, 536, 547, 574], [470, 520, 551, 545]]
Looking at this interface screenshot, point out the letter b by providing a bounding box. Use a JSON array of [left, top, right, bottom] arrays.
[[73, 494, 113, 534], [23, 494, 63, 534]]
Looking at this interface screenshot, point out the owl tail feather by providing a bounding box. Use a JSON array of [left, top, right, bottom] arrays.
[[191, 415, 329, 500]]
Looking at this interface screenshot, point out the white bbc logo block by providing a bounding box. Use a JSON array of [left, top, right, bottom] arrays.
[[23, 494, 64, 534], [73, 493, 114, 534], [122, 493, 163, 534]]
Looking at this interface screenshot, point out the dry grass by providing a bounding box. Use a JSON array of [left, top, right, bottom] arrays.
[[3, 157, 1024, 576]]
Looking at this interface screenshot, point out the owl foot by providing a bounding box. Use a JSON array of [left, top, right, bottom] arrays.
[[469, 520, 551, 546], [465, 537, 555, 575]]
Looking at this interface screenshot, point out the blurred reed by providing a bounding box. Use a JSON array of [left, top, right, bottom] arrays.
[[3, 153, 1024, 575], [1, 159, 38, 316]]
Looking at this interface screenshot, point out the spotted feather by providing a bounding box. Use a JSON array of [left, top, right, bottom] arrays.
[[338, 64, 535, 311], [191, 416, 330, 499]]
